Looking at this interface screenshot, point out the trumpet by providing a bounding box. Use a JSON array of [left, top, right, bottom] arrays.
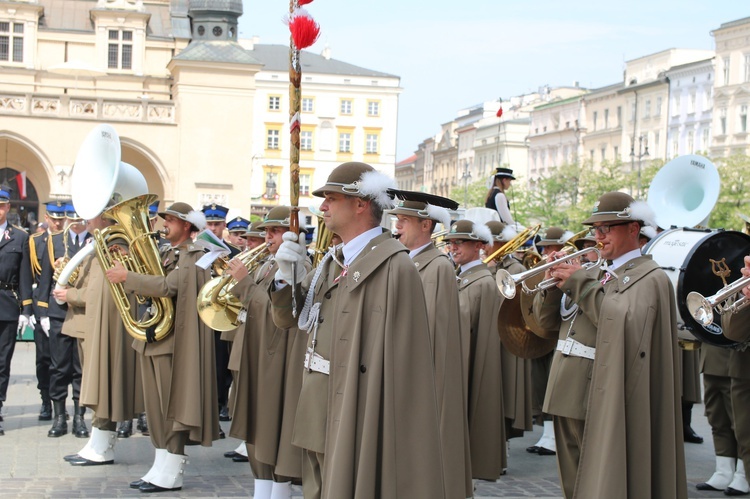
[[686, 276, 750, 327], [197, 242, 271, 331], [496, 243, 603, 299]]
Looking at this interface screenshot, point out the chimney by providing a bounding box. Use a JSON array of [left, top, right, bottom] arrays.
[[321, 44, 331, 60]]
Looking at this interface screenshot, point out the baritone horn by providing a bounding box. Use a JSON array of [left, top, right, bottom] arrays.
[[71, 124, 174, 342], [496, 243, 603, 299], [197, 242, 271, 331], [687, 276, 750, 327]]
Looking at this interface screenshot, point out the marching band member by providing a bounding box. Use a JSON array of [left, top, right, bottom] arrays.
[[106, 202, 219, 493], [38, 204, 91, 439], [390, 192, 471, 498], [547, 191, 686, 498], [695, 343, 747, 494], [721, 255, 750, 496], [527, 226, 573, 457], [29, 201, 67, 422], [203, 204, 238, 426], [444, 219, 507, 483], [485, 221, 534, 440], [58, 212, 141, 466], [271, 162, 445, 499], [0, 185, 32, 436], [224, 206, 309, 499], [530, 229, 599, 498], [226, 216, 250, 250]]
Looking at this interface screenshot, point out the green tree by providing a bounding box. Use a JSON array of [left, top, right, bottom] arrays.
[[711, 154, 750, 230]]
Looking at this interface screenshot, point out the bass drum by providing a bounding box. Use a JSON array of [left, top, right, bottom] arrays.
[[644, 227, 750, 348]]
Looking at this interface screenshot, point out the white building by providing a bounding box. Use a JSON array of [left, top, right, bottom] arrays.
[[666, 58, 715, 158]]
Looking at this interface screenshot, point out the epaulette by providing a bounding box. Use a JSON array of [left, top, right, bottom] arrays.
[[49, 229, 65, 236], [29, 233, 42, 277], [30, 232, 45, 240], [12, 224, 27, 232]]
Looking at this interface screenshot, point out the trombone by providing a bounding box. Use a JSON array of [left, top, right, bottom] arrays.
[[483, 224, 541, 265], [686, 276, 750, 327], [496, 243, 603, 300]]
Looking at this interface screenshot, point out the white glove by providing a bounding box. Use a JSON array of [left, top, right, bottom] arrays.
[[17, 315, 29, 331], [28, 315, 37, 329], [274, 232, 308, 283], [40, 317, 51, 337]]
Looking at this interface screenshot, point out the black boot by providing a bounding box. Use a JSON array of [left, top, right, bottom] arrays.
[[683, 401, 703, 444], [0, 403, 4, 436], [137, 413, 149, 436], [117, 420, 133, 438], [72, 401, 89, 438], [39, 393, 52, 421], [48, 400, 68, 437]]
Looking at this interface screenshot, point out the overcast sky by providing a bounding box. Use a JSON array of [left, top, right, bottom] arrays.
[[239, 1, 749, 161]]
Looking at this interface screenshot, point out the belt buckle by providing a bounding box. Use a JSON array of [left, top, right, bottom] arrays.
[[304, 352, 311, 370], [562, 339, 574, 355]]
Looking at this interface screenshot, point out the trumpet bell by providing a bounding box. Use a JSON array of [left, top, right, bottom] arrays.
[[496, 269, 518, 299], [686, 291, 715, 327]]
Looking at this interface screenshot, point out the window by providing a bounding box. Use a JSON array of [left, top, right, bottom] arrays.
[[704, 86, 713, 109], [745, 54, 750, 83], [600, 146, 606, 161], [687, 131, 694, 153], [338, 132, 351, 153], [741, 105, 748, 133], [654, 131, 660, 153], [340, 99, 352, 115], [367, 100, 380, 117], [365, 132, 379, 154], [672, 94, 680, 116], [301, 97, 314, 113], [108, 29, 133, 70], [655, 97, 662, 116], [630, 101, 636, 122], [268, 95, 281, 111], [592, 111, 598, 131], [688, 92, 696, 114], [300, 130, 313, 151], [300, 173, 311, 196], [589, 149, 594, 161], [722, 57, 730, 86], [720, 108, 727, 135], [266, 127, 280, 149], [616, 106, 622, 127], [671, 139, 678, 158], [604, 109, 609, 129], [614, 146, 619, 159], [702, 128, 710, 150], [0, 21, 24, 62]]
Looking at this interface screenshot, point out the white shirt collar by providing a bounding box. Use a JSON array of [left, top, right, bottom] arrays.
[[71, 230, 88, 243], [611, 248, 642, 271], [0, 221, 7, 234], [460, 259, 483, 274], [342, 226, 383, 267], [409, 241, 432, 259]]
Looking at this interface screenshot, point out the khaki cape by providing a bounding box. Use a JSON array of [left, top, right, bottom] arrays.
[[124, 243, 219, 446], [413, 243, 472, 498], [457, 262, 507, 480], [564, 256, 687, 499]]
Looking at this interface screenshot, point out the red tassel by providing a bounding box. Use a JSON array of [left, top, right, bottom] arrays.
[[496, 107, 503, 118], [298, 0, 314, 5], [289, 11, 320, 49]]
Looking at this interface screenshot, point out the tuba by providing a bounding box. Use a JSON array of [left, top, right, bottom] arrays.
[[197, 242, 271, 331], [71, 124, 174, 342]]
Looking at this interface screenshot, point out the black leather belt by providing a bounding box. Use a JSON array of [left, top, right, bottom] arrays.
[[0, 281, 18, 291]]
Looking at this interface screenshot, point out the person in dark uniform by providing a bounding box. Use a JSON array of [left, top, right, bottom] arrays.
[[0, 184, 33, 436], [202, 204, 239, 424], [38, 204, 91, 438], [29, 201, 67, 421], [227, 217, 249, 251]]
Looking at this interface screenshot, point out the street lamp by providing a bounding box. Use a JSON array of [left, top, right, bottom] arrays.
[[630, 134, 649, 198], [461, 161, 472, 208]]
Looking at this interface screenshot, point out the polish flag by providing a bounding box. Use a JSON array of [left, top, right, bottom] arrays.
[[15, 171, 26, 200]]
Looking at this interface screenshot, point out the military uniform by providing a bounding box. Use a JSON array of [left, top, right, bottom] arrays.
[[0, 187, 33, 435], [37, 209, 91, 438], [202, 204, 239, 422]]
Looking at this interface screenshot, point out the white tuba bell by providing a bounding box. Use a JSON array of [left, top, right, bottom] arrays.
[[647, 154, 720, 229]]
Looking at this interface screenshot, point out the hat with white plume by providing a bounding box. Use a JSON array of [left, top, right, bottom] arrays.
[[312, 162, 396, 209], [159, 202, 206, 231]]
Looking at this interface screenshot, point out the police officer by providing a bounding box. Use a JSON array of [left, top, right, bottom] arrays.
[[38, 204, 91, 438], [29, 201, 67, 421], [202, 204, 238, 423], [0, 185, 32, 436], [227, 217, 249, 251]]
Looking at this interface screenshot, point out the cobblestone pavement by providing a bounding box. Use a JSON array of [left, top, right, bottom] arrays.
[[0, 342, 721, 498]]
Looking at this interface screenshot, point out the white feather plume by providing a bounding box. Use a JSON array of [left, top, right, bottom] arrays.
[[472, 223, 494, 244], [358, 170, 397, 209], [558, 230, 575, 244], [501, 225, 518, 242], [426, 204, 452, 230], [627, 200, 657, 228], [640, 225, 658, 240], [186, 210, 207, 231]]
